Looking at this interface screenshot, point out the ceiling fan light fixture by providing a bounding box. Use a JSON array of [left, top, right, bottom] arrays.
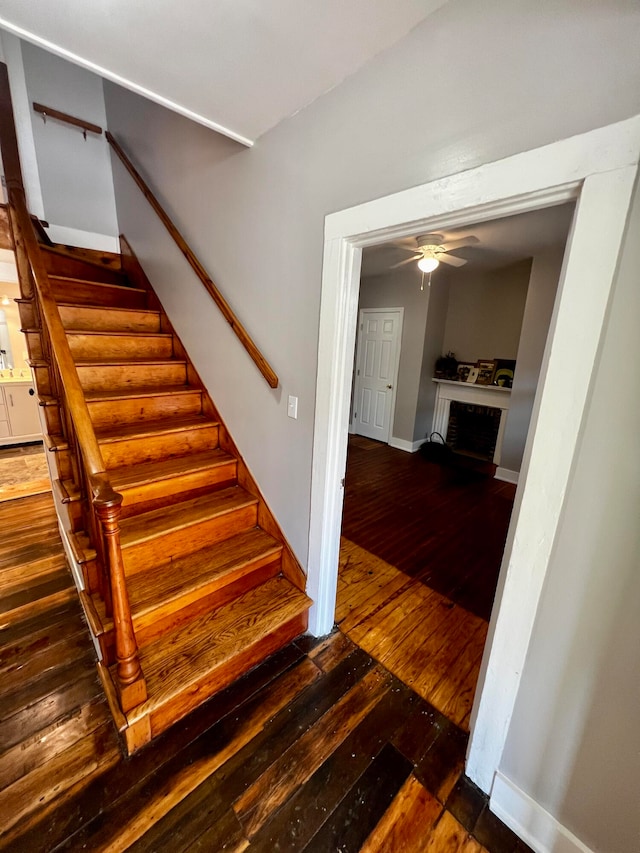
[[417, 255, 439, 273]]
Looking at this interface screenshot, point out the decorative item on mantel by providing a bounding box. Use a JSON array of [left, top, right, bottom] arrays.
[[492, 359, 516, 387], [434, 351, 458, 380]]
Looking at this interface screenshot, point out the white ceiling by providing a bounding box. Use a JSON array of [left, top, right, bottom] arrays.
[[361, 204, 576, 278], [0, 0, 449, 146]]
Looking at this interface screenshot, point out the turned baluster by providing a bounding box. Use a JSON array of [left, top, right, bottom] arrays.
[[94, 485, 147, 712]]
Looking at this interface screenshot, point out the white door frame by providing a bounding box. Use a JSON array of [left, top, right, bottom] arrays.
[[307, 115, 640, 794], [352, 306, 403, 444]]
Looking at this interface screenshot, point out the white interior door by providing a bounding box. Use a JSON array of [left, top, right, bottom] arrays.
[[353, 308, 402, 443]]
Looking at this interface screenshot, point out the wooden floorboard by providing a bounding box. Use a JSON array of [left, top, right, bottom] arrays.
[[7, 635, 531, 853], [341, 438, 515, 621], [337, 538, 487, 729], [0, 489, 120, 846], [0, 446, 529, 851]]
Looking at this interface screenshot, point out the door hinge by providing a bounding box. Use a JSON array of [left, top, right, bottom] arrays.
[[340, 478, 345, 488], [357, 369, 360, 375]]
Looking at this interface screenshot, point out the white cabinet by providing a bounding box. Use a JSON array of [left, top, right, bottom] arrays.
[[0, 381, 41, 445]]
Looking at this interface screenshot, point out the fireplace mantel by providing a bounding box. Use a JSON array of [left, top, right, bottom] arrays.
[[431, 379, 511, 465]]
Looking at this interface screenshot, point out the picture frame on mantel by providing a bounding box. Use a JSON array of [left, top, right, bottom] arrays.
[[456, 363, 475, 382], [466, 366, 479, 384], [476, 359, 497, 385]]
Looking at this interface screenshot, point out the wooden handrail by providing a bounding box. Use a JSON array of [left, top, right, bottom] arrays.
[[0, 63, 145, 710], [106, 131, 279, 389], [33, 102, 103, 136]]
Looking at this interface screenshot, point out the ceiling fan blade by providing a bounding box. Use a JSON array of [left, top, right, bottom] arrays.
[[438, 253, 467, 267], [395, 245, 421, 254], [390, 255, 420, 269], [441, 236, 480, 252]]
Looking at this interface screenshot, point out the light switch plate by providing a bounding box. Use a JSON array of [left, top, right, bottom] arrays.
[[287, 395, 298, 419]]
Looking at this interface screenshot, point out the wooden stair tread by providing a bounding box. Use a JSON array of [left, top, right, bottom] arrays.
[[119, 486, 258, 548], [75, 357, 186, 367], [109, 448, 234, 491], [75, 354, 177, 364], [66, 330, 172, 340], [49, 275, 145, 295], [84, 384, 196, 402], [126, 528, 282, 615], [95, 413, 217, 443], [58, 301, 160, 315], [124, 576, 311, 724]]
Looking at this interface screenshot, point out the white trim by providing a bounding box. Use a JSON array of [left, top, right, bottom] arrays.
[[0, 17, 254, 148], [308, 115, 640, 791], [352, 306, 403, 445], [44, 224, 119, 253], [491, 772, 594, 853], [388, 436, 425, 453], [494, 467, 519, 485]]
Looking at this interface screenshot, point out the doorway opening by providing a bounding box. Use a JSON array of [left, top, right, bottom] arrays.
[[335, 205, 573, 732], [308, 117, 639, 793]]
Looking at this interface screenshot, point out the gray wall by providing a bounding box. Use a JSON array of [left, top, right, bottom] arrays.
[[21, 40, 118, 238], [357, 266, 444, 444], [104, 0, 640, 565], [102, 4, 640, 846], [442, 261, 530, 364], [415, 275, 450, 443], [499, 176, 640, 853], [500, 250, 564, 473]]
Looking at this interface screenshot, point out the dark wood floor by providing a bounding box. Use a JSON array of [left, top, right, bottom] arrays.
[[341, 437, 516, 621], [6, 630, 529, 852], [0, 446, 528, 851], [0, 493, 120, 845]]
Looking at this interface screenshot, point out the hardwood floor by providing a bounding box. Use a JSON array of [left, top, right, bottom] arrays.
[[0, 493, 120, 844], [337, 539, 487, 730], [0, 441, 49, 502], [6, 631, 530, 852], [341, 438, 516, 621], [0, 442, 528, 851]]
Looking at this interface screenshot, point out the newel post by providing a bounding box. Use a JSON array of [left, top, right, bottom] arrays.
[[94, 485, 147, 713]]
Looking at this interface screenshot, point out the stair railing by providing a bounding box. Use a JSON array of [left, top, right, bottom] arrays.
[[106, 131, 279, 389], [0, 63, 146, 714]]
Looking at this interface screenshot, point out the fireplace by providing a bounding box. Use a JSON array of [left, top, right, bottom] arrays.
[[431, 379, 511, 466], [446, 401, 502, 461]]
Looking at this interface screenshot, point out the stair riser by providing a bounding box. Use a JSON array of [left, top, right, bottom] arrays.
[[145, 611, 308, 746], [100, 424, 219, 468], [60, 305, 161, 333], [122, 503, 258, 575], [77, 362, 187, 393], [118, 459, 238, 516], [88, 392, 202, 429], [50, 279, 147, 309], [68, 333, 173, 361]]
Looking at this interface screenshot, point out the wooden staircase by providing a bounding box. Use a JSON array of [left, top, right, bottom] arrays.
[[23, 245, 311, 754]]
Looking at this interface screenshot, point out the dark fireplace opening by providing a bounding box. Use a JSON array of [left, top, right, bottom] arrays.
[[446, 401, 501, 461]]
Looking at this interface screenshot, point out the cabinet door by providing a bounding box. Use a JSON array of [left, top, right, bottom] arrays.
[[5, 384, 41, 437]]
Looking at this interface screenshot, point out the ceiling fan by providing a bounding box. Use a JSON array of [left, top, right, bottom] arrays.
[[391, 233, 480, 272]]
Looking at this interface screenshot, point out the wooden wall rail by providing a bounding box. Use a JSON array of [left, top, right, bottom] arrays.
[[106, 131, 279, 389], [33, 101, 103, 136], [0, 62, 145, 712]]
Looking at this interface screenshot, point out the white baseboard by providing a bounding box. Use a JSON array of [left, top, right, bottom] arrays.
[[388, 436, 426, 453], [45, 224, 120, 253], [491, 772, 594, 853], [495, 467, 519, 484]]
